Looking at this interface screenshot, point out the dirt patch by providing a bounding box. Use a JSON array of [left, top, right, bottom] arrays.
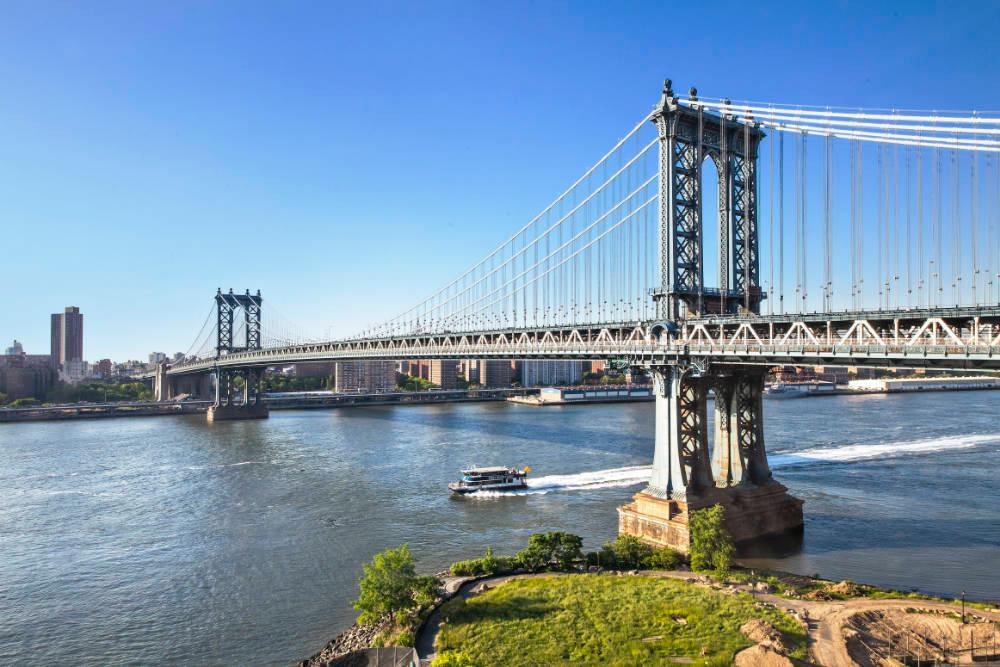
[[734, 644, 794, 667], [845, 608, 1000, 665], [740, 619, 787, 653]]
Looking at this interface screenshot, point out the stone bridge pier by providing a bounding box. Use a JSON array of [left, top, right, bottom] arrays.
[[618, 364, 803, 553]]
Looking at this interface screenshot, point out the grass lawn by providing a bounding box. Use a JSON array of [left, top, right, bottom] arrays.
[[434, 574, 807, 667]]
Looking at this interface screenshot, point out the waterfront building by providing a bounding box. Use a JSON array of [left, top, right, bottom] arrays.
[[519, 360, 584, 387], [50, 306, 83, 369], [149, 352, 167, 365], [60, 359, 89, 384], [334, 360, 396, 393], [0, 353, 57, 400], [428, 360, 457, 389], [480, 359, 513, 387], [94, 359, 113, 378]]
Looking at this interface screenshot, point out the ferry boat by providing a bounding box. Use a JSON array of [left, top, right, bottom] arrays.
[[448, 466, 531, 494]]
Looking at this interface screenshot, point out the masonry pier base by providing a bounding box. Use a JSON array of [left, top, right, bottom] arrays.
[[618, 364, 803, 554], [618, 484, 803, 554], [207, 403, 270, 422]]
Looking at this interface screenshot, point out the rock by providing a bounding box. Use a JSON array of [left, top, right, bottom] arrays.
[[827, 580, 862, 596], [753, 581, 774, 593], [739, 619, 786, 653], [734, 644, 794, 667]]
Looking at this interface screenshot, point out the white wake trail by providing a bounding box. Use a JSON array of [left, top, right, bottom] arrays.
[[468, 433, 994, 498]]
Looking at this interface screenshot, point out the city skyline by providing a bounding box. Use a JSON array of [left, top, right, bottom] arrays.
[[2, 2, 999, 360]]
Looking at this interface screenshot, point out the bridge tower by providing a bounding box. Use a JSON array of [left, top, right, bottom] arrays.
[[652, 79, 765, 321], [209, 289, 269, 422], [620, 81, 802, 553]]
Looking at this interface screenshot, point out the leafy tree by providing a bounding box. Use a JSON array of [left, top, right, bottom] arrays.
[[397, 375, 436, 392], [0, 392, 8, 405], [354, 544, 438, 625], [516, 532, 583, 571], [689, 504, 735, 574], [607, 534, 651, 569]]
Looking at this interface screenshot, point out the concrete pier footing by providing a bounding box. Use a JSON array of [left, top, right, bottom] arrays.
[[206, 404, 270, 422], [617, 483, 803, 554]]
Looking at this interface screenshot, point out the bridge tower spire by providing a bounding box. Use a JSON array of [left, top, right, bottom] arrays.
[[652, 80, 765, 322]]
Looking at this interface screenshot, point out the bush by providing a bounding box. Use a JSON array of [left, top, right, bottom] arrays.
[[689, 504, 735, 574], [450, 546, 513, 576], [8, 397, 39, 408], [642, 545, 681, 570]]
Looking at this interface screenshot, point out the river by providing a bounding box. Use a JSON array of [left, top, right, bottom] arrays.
[[1, 391, 998, 665]]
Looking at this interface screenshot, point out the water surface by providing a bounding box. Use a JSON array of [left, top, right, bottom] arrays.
[[1, 391, 998, 664]]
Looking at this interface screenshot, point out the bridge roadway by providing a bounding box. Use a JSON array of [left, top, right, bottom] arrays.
[[164, 305, 1000, 376]]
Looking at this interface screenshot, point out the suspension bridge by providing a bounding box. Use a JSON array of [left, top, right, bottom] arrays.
[[152, 79, 1000, 551]]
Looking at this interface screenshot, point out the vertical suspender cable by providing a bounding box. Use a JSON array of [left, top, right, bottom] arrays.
[[877, 144, 884, 308], [795, 133, 802, 312], [850, 141, 857, 308], [906, 147, 912, 305], [769, 110, 775, 315], [935, 147, 943, 304], [893, 145, 900, 307], [802, 134, 808, 312], [952, 147, 961, 305], [917, 144, 924, 306], [971, 149, 979, 304], [779, 132, 785, 314], [858, 142, 865, 308], [824, 133, 832, 312]]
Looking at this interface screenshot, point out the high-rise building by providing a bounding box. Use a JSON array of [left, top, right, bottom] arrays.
[[428, 360, 457, 389], [520, 360, 584, 387], [334, 360, 397, 393], [50, 306, 83, 368], [4, 340, 23, 356], [480, 359, 513, 387], [148, 352, 168, 365]]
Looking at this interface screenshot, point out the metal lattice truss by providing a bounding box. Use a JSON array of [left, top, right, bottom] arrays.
[[163, 305, 1000, 377]]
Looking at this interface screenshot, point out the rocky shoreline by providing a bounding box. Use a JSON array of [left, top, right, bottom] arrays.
[[298, 619, 389, 667]]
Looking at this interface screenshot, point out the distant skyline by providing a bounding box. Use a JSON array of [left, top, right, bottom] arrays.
[[3, 1, 1000, 360]]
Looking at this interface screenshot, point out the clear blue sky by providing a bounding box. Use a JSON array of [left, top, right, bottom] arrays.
[[3, 1, 999, 360]]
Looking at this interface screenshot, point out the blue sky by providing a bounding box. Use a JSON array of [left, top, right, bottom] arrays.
[[3, 1, 999, 360]]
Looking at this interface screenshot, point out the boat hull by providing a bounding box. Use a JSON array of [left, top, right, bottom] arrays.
[[449, 482, 528, 495]]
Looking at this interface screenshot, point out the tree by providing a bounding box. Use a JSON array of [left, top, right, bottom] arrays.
[[607, 534, 652, 569], [0, 392, 8, 405], [354, 544, 429, 625], [516, 532, 583, 571], [689, 504, 735, 574]]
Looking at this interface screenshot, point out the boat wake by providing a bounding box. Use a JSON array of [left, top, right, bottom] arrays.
[[468, 433, 994, 498], [768, 432, 998, 468], [469, 465, 651, 497]]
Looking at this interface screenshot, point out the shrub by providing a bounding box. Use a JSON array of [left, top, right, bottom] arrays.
[[607, 534, 650, 569], [689, 504, 735, 574], [449, 546, 513, 576], [642, 546, 681, 570]]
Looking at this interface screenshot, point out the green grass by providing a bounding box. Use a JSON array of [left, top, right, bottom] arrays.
[[434, 575, 807, 666]]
